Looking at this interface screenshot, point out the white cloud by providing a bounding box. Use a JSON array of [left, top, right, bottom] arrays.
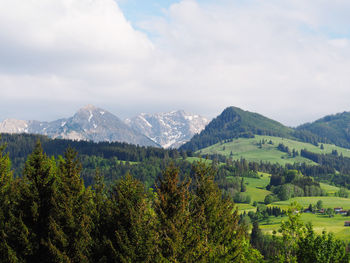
[[1, 0, 350, 126], [139, 0, 350, 125]]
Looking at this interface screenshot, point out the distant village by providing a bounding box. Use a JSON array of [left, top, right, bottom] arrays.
[[302, 206, 350, 226]]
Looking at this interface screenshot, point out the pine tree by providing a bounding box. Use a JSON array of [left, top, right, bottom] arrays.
[[20, 140, 62, 262], [90, 169, 111, 263], [154, 165, 196, 262], [191, 162, 261, 262], [250, 221, 263, 250], [0, 141, 22, 262], [56, 147, 92, 263], [111, 174, 158, 262]]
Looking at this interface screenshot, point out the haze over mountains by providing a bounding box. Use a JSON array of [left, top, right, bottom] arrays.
[[0, 105, 209, 148]]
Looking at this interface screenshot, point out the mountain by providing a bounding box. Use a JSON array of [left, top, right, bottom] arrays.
[[297, 111, 350, 149], [0, 105, 159, 147], [126, 110, 209, 148], [180, 106, 294, 151], [125, 110, 209, 148]]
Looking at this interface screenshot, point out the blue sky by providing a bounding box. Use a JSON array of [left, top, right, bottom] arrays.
[[117, 0, 179, 22]]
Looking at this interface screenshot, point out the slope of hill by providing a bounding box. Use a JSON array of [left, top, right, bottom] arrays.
[[180, 106, 294, 151], [125, 110, 209, 148], [198, 135, 350, 165], [297, 111, 350, 149]]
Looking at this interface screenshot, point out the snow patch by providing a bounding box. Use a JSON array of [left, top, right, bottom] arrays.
[[61, 121, 66, 127], [163, 140, 176, 149], [88, 111, 93, 122], [100, 111, 105, 115], [139, 116, 152, 128], [93, 124, 97, 129]]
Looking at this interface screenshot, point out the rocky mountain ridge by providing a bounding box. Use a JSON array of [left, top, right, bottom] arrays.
[[126, 110, 209, 148], [0, 105, 209, 148], [0, 105, 158, 147]]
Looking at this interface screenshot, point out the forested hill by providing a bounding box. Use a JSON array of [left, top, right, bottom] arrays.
[[0, 133, 190, 186], [180, 106, 294, 151], [297, 111, 350, 149], [0, 133, 181, 162]]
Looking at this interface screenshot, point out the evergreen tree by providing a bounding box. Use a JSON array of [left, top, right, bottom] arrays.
[[191, 162, 261, 262], [56, 147, 92, 262], [0, 141, 23, 263], [154, 165, 196, 262], [90, 170, 111, 263], [251, 221, 263, 250], [103, 174, 158, 263], [20, 141, 61, 262]]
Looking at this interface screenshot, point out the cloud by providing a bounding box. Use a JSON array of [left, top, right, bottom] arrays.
[[1, 0, 350, 126], [140, 0, 350, 125]]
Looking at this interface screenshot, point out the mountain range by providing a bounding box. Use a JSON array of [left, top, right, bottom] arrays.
[[2, 104, 350, 151], [0, 105, 209, 148]]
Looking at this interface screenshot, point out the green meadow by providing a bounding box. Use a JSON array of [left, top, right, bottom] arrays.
[[198, 135, 350, 165], [259, 212, 350, 241], [234, 172, 350, 240]]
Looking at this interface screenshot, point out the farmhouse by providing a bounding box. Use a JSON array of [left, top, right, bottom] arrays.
[[344, 221, 350, 227], [339, 210, 348, 215], [334, 207, 343, 213]]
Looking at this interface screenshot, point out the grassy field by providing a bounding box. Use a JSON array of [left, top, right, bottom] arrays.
[[259, 212, 350, 241], [235, 173, 272, 211], [242, 173, 272, 203], [320, 183, 340, 196], [186, 157, 214, 164], [235, 174, 350, 240], [198, 135, 350, 165], [271, 196, 350, 210], [258, 195, 350, 240]]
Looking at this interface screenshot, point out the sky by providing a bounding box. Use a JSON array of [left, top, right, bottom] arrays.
[[1, 0, 350, 126]]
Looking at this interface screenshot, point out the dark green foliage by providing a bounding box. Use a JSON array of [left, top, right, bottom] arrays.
[[0, 133, 183, 180], [56, 148, 92, 262], [0, 141, 23, 263], [154, 165, 197, 262], [1, 140, 350, 262], [297, 111, 350, 149], [20, 141, 61, 262], [92, 174, 158, 263], [191, 162, 261, 262], [268, 170, 325, 200]]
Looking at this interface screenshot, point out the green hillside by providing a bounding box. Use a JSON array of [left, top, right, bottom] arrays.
[[297, 111, 350, 149], [180, 106, 294, 151], [198, 135, 350, 165]]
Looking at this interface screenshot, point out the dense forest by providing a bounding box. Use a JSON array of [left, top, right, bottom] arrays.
[[1, 139, 349, 262], [297, 111, 350, 149]]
